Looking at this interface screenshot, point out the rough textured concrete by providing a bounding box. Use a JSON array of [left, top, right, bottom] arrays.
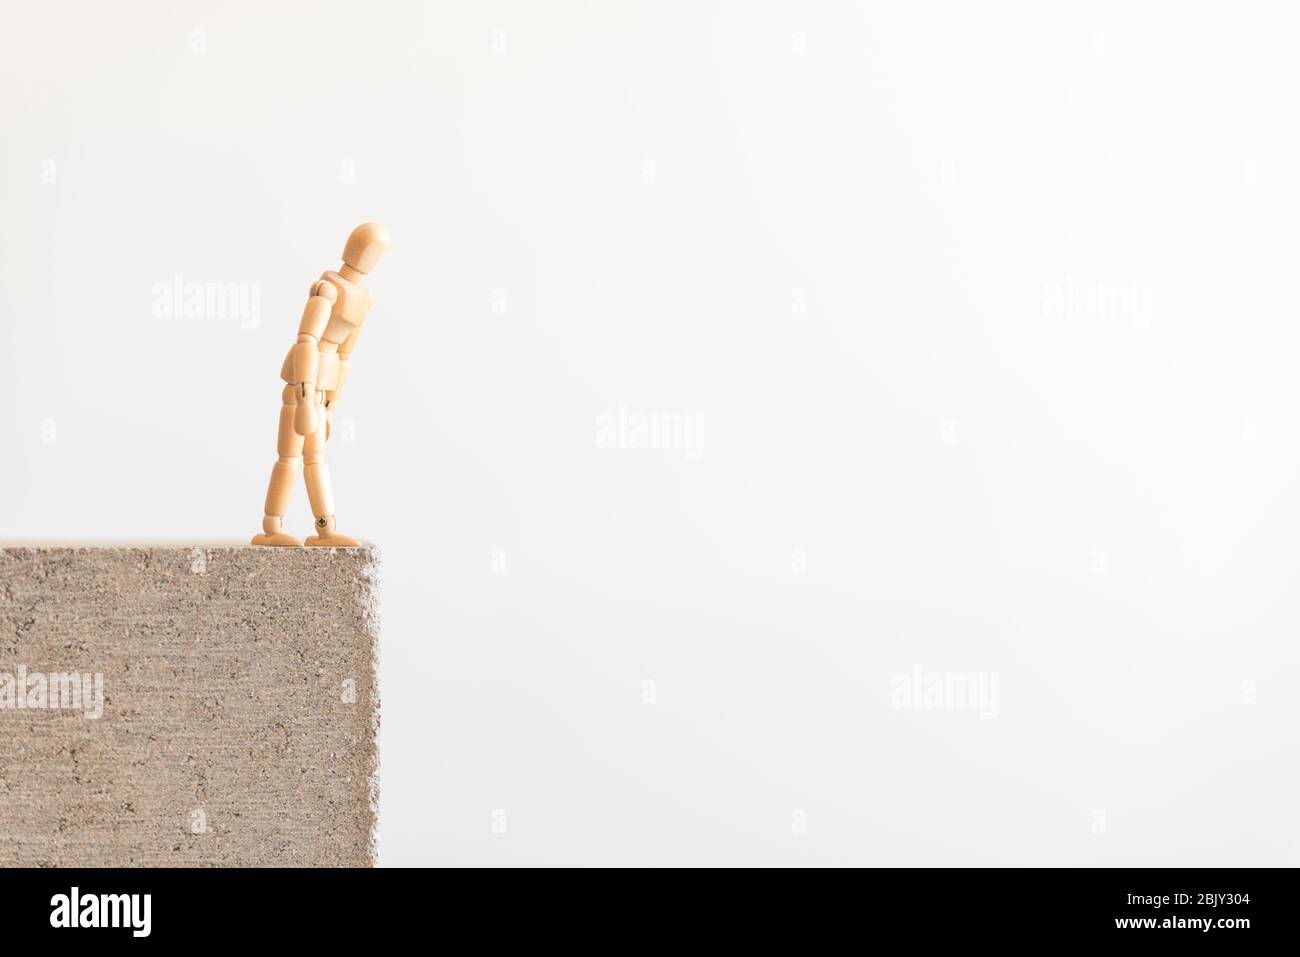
[[0, 546, 379, 867]]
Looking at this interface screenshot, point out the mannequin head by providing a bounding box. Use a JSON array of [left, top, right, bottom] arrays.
[[341, 223, 390, 275]]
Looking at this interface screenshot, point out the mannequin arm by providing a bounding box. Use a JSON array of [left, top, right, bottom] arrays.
[[291, 281, 337, 436]]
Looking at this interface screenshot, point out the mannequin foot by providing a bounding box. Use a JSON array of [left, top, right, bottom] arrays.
[[251, 531, 302, 546], [305, 514, 358, 547], [252, 516, 301, 547], [305, 532, 359, 547]]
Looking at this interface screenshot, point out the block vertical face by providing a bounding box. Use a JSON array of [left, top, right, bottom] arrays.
[[0, 546, 379, 867]]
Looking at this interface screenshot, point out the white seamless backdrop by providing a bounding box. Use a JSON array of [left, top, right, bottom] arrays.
[[1, 1, 1297, 866]]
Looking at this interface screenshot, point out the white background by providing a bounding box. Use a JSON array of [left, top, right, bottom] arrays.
[[2, 1, 1297, 866]]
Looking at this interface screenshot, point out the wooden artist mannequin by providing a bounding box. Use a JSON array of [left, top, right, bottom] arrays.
[[251, 223, 389, 547]]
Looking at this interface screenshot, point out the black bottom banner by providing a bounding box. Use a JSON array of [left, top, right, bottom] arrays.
[[0, 866, 1290, 944]]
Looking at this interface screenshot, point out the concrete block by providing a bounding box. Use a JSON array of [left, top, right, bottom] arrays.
[[0, 546, 379, 867]]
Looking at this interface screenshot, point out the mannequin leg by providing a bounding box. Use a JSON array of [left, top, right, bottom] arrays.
[[303, 390, 359, 546], [252, 384, 305, 546]]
